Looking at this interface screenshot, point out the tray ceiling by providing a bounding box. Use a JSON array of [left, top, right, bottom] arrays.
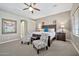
[[0, 3, 72, 19]]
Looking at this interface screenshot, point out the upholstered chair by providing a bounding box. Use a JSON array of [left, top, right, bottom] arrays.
[[32, 33, 49, 54], [21, 33, 32, 45]]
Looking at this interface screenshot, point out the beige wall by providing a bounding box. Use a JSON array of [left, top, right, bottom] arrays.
[[71, 3, 79, 53], [0, 10, 36, 44], [36, 11, 71, 39], [27, 20, 36, 33]]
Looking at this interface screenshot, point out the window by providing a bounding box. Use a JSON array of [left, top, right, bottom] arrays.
[[72, 7, 79, 36]]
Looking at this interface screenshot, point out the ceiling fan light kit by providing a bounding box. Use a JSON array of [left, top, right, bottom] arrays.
[[29, 7, 33, 11]]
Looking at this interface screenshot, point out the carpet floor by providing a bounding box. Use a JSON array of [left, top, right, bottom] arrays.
[[0, 40, 78, 56]]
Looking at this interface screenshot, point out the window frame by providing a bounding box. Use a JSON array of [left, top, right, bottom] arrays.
[[72, 7, 79, 37]]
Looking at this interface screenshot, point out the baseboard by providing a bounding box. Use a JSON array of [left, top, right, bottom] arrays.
[[0, 39, 20, 45], [70, 40, 79, 54]]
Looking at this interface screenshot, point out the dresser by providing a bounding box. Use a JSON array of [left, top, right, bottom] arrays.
[[56, 32, 66, 41]]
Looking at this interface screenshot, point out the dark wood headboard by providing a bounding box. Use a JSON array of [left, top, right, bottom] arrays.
[[42, 25, 56, 32]]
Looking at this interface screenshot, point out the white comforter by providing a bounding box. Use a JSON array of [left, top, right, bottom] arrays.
[[32, 32, 55, 40]]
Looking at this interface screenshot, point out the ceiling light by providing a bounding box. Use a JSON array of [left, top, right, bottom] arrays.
[[29, 7, 33, 11]]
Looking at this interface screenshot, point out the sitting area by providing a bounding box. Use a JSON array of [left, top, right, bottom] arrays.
[[21, 32, 55, 54]]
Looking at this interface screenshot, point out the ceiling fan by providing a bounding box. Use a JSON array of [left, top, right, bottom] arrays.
[[23, 3, 40, 13]]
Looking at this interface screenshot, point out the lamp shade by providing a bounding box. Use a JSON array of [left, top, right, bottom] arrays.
[[60, 22, 64, 28], [61, 25, 64, 28]]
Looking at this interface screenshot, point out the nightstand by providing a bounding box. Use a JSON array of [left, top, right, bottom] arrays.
[[56, 32, 66, 41]]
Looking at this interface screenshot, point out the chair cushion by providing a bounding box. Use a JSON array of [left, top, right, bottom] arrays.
[[33, 40, 47, 49]]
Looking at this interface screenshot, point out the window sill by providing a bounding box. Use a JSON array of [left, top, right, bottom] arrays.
[[73, 33, 79, 37]]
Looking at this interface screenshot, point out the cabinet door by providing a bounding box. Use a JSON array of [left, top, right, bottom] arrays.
[[57, 33, 61, 40], [62, 34, 65, 41]]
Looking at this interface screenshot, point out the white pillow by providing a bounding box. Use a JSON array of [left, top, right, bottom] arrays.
[[49, 29, 55, 33]]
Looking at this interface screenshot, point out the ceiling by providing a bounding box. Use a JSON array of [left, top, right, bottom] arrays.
[[0, 3, 73, 19]]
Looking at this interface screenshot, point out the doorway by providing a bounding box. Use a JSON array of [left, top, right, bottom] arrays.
[[20, 20, 27, 38]]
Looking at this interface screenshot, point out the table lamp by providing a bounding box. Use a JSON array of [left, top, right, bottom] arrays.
[[61, 24, 64, 32]]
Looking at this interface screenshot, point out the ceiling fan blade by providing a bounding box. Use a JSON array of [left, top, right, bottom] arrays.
[[24, 3, 29, 6], [23, 8, 28, 10], [33, 3, 36, 6], [33, 8, 40, 11], [31, 11, 34, 13]]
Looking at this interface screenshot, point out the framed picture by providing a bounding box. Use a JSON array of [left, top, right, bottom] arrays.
[[2, 18, 17, 34]]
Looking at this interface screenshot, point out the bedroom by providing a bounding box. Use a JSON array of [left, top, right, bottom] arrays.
[[0, 3, 79, 56]]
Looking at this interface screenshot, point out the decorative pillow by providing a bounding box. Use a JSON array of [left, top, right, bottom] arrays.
[[44, 27, 49, 32]]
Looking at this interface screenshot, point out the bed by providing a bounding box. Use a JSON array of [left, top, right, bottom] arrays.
[[31, 24, 56, 47]]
